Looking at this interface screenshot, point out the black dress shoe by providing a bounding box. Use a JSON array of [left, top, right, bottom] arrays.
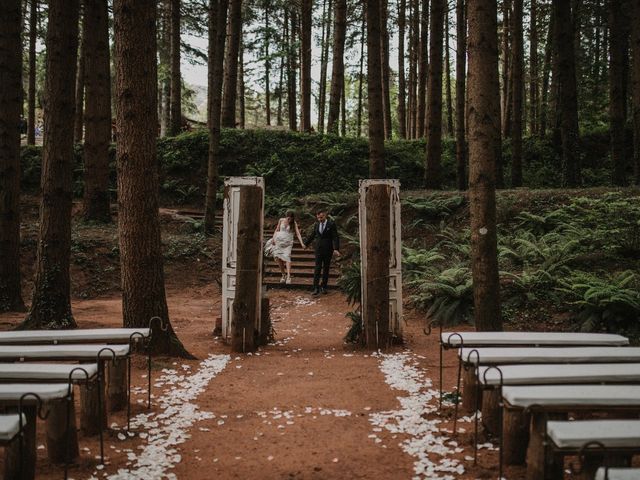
[[321, 287, 328, 294], [312, 288, 320, 296]]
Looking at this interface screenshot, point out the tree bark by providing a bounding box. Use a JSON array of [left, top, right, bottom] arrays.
[[327, 0, 346, 134], [277, 33, 284, 126], [539, 6, 554, 137], [341, 78, 346, 136], [74, 4, 85, 144], [82, 0, 112, 223], [159, 1, 171, 137], [364, 184, 391, 350], [356, 10, 365, 137], [318, 0, 332, 133], [22, 0, 80, 330], [444, 9, 454, 137], [287, 7, 298, 131], [417, 0, 429, 137], [204, 0, 229, 235], [0, 0, 25, 312], [113, 0, 191, 357], [169, 0, 182, 135], [380, 0, 392, 139], [632, 0, 640, 185], [27, 0, 37, 145], [511, 0, 524, 187], [300, 0, 312, 132], [529, 0, 538, 135], [231, 186, 262, 352], [610, 0, 628, 186], [408, 0, 419, 138], [553, 0, 581, 186], [500, 0, 511, 139], [424, 0, 444, 189], [238, 37, 245, 129], [222, 0, 242, 128], [397, 0, 407, 139], [264, 0, 271, 126], [367, 0, 385, 178], [467, 0, 502, 332], [455, 0, 467, 190]]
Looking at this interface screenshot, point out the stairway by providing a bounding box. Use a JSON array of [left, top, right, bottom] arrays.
[[262, 228, 341, 289]]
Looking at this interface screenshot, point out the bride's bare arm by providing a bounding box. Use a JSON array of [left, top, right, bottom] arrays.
[[295, 223, 304, 246]]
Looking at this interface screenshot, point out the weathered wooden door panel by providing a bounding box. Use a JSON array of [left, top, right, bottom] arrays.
[[221, 177, 265, 343], [358, 179, 403, 341]]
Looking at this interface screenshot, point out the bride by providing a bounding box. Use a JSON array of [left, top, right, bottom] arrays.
[[270, 211, 305, 284]]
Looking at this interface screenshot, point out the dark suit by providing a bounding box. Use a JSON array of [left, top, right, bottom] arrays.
[[304, 219, 340, 290]]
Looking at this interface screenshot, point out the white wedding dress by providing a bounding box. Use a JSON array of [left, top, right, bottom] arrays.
[[272, 219, 294, 263]]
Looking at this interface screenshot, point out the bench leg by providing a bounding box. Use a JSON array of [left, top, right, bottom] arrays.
[[462, 366, 481, 412], [46, 398, 79, 464], [503, 407, 530, 465], [526, 412, 566, 480], [481, 389, 501, 435], [80, 379, 106, 435], [5, 407, 37, 480], [108, 358, 128, 412]]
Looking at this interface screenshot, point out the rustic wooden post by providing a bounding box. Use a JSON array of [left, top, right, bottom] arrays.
[[503, 407, 530, 465], [45, 398, 79, 463], [258, 291, 271, 345], [526, 411, 566, 480], [107, 359, 128, 412], [231, 185, 262, 352], [5, 407, 37, 480], [80, 371, 106, 435], [461, 367, 480, 412], [364, 184, 391, 349], [481, 388, 501, 435]]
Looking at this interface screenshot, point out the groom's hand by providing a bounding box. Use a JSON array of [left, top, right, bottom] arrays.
[[334, 250, 341, 257]]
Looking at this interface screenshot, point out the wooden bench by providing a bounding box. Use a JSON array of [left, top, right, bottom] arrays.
[[595, 467, 640, 480], [0, 413, 26, 478], [546, 420, 640, 480], [500, 385, 640, 480], [0, 383, 75, 480], [439, 331, 629, 408]]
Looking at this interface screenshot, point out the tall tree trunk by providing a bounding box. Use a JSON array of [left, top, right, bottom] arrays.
[[424, 0, 444, 189], [0, 0, 25, 312], [222, 0, 242, 128], [529, 0, 538, 135], [27, 0, 37, 145], [455, 0, 467, 190], [318, 0, 332, 133], [632, 0, 640, 184], [264, 0, 271, 126], [380, 0, 392, 139], [610, 0, 628, 186], [367, 0, 385, 177], [444, 8, 454, 136], [417, 0, 429, 137], [277, 37, 284, 126], [74, 6, 85, 144], [553, 0, 581, 186], [159, 2, 171, 137], [397, 0, 407, 139], [238, 37, 245, 129], [511, 0, 523, 187], [113, 0, 191, 357], [327, 0, 346, 134], [82, 0, 111, 222], [467, 0, 502, 332], [408, 0, 419, 138], [300, 0, 312, 132], [169, 0, 182, 135], [500, 0, 511, 138], [204, 0, 229, 235], [287, 7, 298, 131], [356, 10, 365, 137], [341, 79, 346, 136], [22, 0, 80, 330], [539, 6, 554, 137]]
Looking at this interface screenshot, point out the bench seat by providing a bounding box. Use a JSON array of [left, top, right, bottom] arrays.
[[478, 363, 640, 386], [0, 383, 71, 403], [460, 347, 640, 365], [595, 468, 640, 480], [502, 384, 640, 409], [0, 344, 129, 361], [0, 328, 150, 345], [0, 363, 99, 382], [442, 331, 629, 347], [547, 420, 640, 449], [0, 414, 25, 443]]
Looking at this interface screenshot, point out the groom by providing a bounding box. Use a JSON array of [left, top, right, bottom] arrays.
[[304, 209, 340, 295]]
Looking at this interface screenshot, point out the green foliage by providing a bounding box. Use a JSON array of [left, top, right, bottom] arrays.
[[409, 266, 474, 327], [557, 270, 640, 333], [402, 195, 465, 219], [338, 259, 361, 306], [344, 310, 363, 344], [402, 246, 445, 280]]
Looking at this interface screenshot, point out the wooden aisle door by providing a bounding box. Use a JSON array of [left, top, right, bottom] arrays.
[[358, 179, 403, 342], [221, 176, 265, 343]]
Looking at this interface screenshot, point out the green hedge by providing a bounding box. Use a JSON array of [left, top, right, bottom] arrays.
[[20, 126, 633, 204]]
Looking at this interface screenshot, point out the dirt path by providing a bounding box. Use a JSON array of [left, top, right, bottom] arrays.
[[0, 287, 509, 479]]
